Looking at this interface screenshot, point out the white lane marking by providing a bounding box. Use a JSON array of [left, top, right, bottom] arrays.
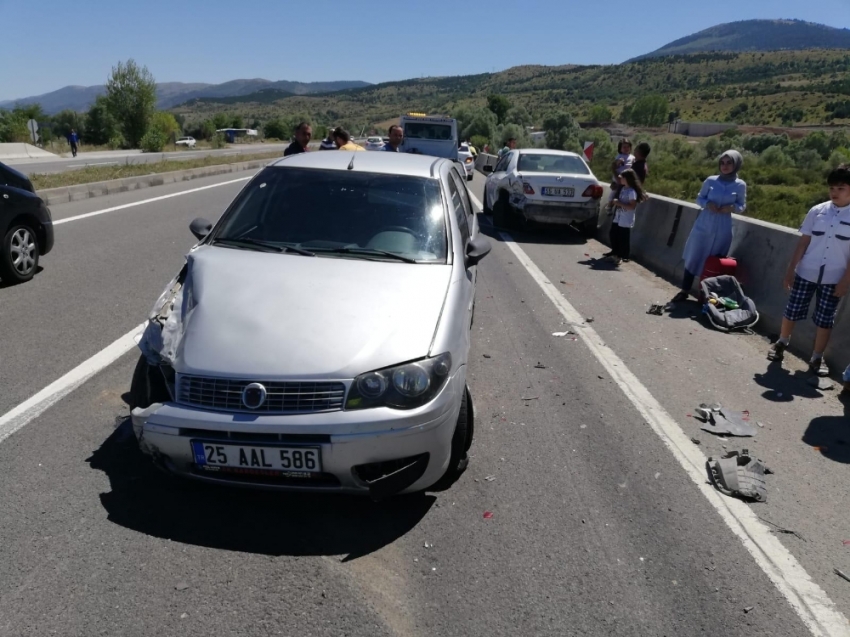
[[0, 323, 145, 445], [68, 161, 118, 169], [53, 176, 252, 226], [499, 232, 849, 637]]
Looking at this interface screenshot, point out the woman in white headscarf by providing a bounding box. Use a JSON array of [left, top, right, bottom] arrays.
[[671, 150, 747, 302]]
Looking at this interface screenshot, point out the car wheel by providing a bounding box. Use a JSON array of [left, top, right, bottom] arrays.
[[129, 355, 172, 411], [579, 217, 598, 238], [433, 386, 472, 489], [0, 223, 39, 285]]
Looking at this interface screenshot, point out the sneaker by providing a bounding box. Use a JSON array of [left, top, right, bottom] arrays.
[[810, 357, 829, 377], [622, 258, 630, 263], [671, 291, 689, 303], [610, 257, 622, 266], [602, 251, 615, 257], [767, 341, 786, 361]]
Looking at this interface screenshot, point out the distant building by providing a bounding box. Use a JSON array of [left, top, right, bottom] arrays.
[[216, 128, 259, 143]]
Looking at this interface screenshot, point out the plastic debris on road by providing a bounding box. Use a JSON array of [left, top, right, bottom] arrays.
[[699, 406, 757, 437], [646, 303, 665, 316], [484, 475, 496, 482], [175, 582, 189, 591], [585, 317, 595, 323], [483, 511, 494, 519], [834, 568, 850, 584], [707, 449, 768, 502]]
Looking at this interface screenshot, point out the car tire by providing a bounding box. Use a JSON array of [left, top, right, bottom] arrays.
[[129, 355, 171, 411], [433, 386, 472, 489], [0, 223, 39, 285], [579, 217, 598, 238]]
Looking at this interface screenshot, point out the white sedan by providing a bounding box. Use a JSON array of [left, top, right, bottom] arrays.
[[482, 149, 604, 236], [129, 151, 491, 499], [457, 143, 475, 181], [175, 136, 197, 148], [365, 136, 385, 151]]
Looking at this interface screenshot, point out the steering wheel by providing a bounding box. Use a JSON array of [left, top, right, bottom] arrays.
[[374, 225, 417, 236]]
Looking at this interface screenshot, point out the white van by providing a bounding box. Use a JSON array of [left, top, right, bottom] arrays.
[[399, 114, 459, 162]]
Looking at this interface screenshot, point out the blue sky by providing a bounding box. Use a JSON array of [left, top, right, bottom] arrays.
[[1, 0, 849, 101]]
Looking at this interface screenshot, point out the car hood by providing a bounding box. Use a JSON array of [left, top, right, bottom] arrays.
[[173, 246, 452, 379]]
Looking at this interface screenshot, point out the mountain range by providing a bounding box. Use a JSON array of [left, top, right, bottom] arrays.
[[630, 19, 850, 61], [0, 79, 372, 114]]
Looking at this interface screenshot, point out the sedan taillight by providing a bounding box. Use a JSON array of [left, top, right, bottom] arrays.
[[465, 157, 474, 164], [582, 184, 604, 199], [523, 182, 535, 195]]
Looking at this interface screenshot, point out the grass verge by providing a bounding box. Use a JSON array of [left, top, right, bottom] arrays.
[[31, 151, 283, 190]]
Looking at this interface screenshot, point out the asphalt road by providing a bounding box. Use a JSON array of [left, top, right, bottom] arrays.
[[1, 168, 848, 636], [6, 139, 366, 175], [5, 143, 293, 175]]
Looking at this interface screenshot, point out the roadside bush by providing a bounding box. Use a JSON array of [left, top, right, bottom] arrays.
[[470, 135, 488, 151], [759, 145, 794, 168], [139, 130, 166, 153], [107, 134, 126, 150], [829, 148, 850, 169], [210, 132, 227, 149], [792, 148, 825, 171]]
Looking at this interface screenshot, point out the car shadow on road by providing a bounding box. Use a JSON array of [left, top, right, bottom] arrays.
[[478, 214, 588, 246], [802, 400, 850, 464], [753, 360, 824, 402], [87, 419, 435, 561]]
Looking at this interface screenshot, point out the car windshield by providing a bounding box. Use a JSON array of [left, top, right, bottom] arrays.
[[404, 123, 453, 140], [212, 167, 448, 263], [518, 154, 590, 175]]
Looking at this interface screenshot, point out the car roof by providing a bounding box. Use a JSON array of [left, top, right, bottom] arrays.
[[516, 148, 583, 158], [269, 150, 448, 178]]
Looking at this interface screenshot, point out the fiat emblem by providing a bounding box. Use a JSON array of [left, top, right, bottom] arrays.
[[242, 383, 267, 409]]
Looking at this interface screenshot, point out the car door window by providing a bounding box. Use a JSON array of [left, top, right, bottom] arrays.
[[450, 170, 475, 229], [447, 177, 470, 247], [494, 155, 510, 173]]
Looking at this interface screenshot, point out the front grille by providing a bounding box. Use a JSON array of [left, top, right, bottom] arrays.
[[177, 375, 346, 414]]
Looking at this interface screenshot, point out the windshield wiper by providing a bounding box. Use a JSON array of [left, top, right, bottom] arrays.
[[213, 238, 314, 256], [312, 247, 417, 263]]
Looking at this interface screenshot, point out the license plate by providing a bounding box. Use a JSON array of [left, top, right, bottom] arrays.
[[542, 187, 574, 197], [191, 441, 322, 473]]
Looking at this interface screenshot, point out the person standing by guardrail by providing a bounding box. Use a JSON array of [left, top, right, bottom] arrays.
[[332, 127, 365, 151], [383, 125, 403, 152], [767, 165, 850, 377], [498, 138, 516, 157], [604, 169, 648, 266], [284, 122, 312, 156], [671, 150, 747, 303]]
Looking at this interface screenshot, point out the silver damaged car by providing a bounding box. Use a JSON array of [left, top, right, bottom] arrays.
[[129, 151, 491, 499]]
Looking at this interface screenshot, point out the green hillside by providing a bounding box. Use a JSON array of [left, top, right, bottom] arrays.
[[171, 49, 850, 130]]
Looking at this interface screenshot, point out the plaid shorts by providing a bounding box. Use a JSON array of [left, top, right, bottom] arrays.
[[783, 274, 840, 329]]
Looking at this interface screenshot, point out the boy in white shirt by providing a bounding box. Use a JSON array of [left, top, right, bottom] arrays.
[[768, 165, 850, 376]]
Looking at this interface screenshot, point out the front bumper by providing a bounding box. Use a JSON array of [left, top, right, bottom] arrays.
[[130, 368, 466, 496], [510, 196, 599, 224]]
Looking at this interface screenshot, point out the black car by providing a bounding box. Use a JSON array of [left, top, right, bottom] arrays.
[[0, 161, 54, 284]]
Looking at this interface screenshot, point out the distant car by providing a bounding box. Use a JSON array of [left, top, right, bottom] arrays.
[[0, 161, 54, 284], [176, 136, 197, 148], [129, 151, 492, 499], [457, 143, 475, 181], [482, 149, 604, 236], [365, 136, 385, 151]]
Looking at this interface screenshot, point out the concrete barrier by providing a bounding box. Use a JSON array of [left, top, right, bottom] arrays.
[[38, 157, 276, 206], [475, 153, 849, 369]]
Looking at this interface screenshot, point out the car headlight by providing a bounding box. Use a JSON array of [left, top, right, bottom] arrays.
[[346, 353, 452, 410]]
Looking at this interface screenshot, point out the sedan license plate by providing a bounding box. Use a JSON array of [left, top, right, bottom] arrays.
[[191, 441, 321, 473], [542, 187, 574, 197]]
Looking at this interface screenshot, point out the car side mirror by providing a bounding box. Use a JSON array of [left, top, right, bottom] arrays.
[[189, 217, 213, 240], [482, 165, 494, 173], [465, 236, 492, 267]]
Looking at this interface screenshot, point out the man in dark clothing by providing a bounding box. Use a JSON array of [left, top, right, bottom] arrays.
[[68, 129, 79, 157], [383, 125, 403, 152], [284, 122, 312, 156], [632, 142, 651, 184]]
